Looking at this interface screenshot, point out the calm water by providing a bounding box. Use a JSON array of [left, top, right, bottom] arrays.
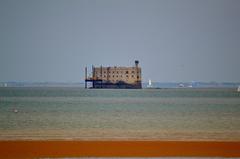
[[0, 87, 240, 140]]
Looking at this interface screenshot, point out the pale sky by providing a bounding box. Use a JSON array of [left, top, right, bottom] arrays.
[[0, 0, 240, 82]]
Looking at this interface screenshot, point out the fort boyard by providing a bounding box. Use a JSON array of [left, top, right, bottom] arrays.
[[85, 60, 142, 89]]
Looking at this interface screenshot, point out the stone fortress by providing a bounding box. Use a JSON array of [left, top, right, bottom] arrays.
[[85, 61, 142, 89]]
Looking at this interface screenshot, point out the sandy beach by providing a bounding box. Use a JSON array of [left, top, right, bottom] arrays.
[[0, 140, 240, 158]]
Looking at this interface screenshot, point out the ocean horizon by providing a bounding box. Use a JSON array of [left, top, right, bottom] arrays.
[[1, 81, 240, 88]]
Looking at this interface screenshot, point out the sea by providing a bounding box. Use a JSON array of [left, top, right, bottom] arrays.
[[0, 87, 240, 141]]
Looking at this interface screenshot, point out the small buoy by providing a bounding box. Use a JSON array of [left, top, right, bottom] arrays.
[[13, 109, 18, 113]]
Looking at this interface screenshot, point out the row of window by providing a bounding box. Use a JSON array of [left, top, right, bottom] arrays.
[[97, 75, 135, 78], [96, 75, 140, 79], [96, 70, 137, 74]]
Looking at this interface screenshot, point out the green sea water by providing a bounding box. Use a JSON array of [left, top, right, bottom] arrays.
[[0, 87, 240, 140]]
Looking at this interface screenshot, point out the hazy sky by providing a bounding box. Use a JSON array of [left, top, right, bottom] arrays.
[[1, 0, 240, 82]]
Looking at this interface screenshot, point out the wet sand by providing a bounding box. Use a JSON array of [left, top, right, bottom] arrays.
[[0, 140, 240, 158]]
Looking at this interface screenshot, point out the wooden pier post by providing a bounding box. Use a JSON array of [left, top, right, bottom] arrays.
[[85, 67, 87, 89]]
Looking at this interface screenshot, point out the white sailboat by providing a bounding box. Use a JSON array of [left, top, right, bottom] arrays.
[[237, 86, 240, 92], [147, 79, 152, 88]]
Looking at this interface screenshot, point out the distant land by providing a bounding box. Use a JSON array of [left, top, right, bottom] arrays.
[[0, 81, 239, 88]]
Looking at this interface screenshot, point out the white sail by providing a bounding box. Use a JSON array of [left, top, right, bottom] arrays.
[[149, 79, 152, 86], [147, 79, 152, 88]]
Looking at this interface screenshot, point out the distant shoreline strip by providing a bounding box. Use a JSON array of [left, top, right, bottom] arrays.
[[0, 141, 240, 158]]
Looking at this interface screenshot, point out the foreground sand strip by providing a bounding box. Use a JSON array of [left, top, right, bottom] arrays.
[[0, 141, 240, 158]]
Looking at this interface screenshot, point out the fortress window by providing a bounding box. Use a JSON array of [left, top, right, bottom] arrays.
[[113, 71, 114, 74], [132, 75, 134, 78], [117, 71, 118, 74], [104, 75, 106, 78], [137, 76, 139, 79], [126, 75, 128, 78], [104, 71, 106, 74], [116, 75, 118, 78], [113, 75, 114, 78], [132, 71, 134, 73], [126, 71, 128, 74]]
